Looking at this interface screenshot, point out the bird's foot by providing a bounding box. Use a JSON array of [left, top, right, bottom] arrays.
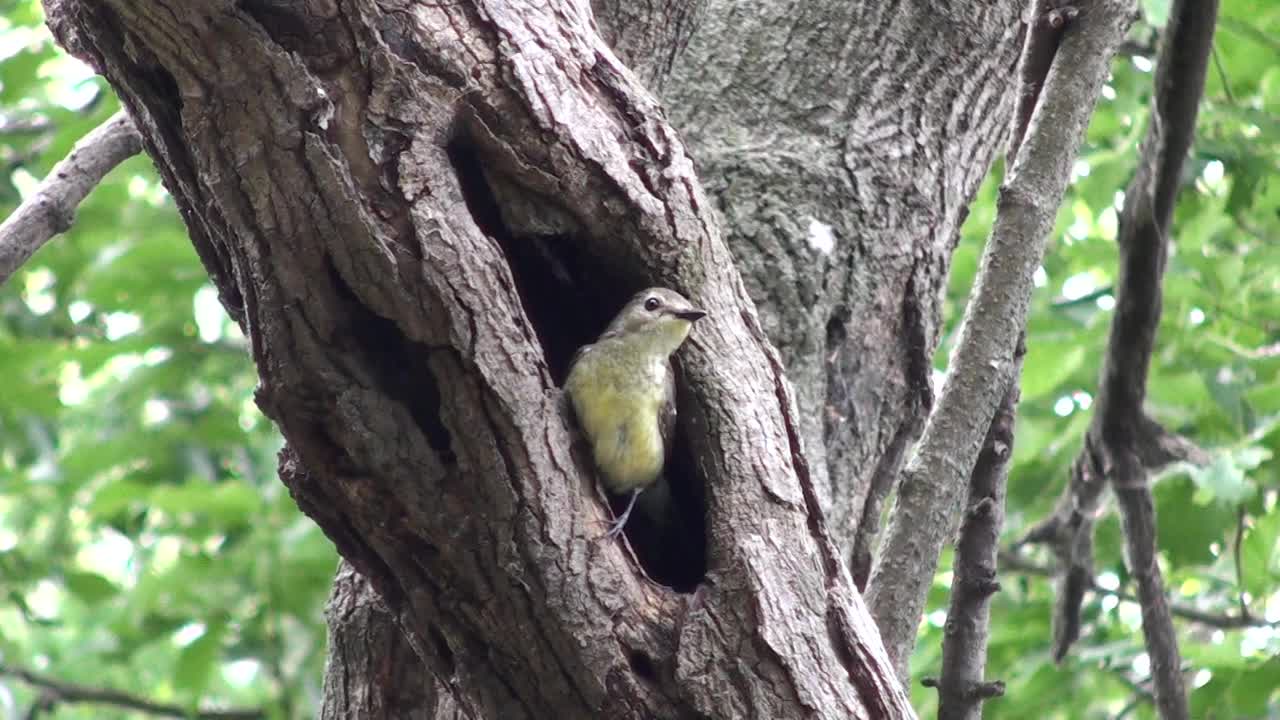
[[603, 515, 629, 539]]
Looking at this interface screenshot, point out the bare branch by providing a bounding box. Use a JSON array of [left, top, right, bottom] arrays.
[[1232, 506, 1255, 624], [1019, 1, 1219, 717], [0, 663, 262, 720], [935, 338, 1024, 720], [1008, 1, 1081, 166], [865, 0, 1138, 681], [0, 109, 142, 286]]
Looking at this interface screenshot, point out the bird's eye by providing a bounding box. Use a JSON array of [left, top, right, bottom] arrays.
[[644, 297, 661, 312]]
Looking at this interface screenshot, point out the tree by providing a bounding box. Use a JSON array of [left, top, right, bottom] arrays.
[[2, 0, 1278, 718]]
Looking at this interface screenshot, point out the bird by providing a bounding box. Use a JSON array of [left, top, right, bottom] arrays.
[[564, 287, 706, 538]]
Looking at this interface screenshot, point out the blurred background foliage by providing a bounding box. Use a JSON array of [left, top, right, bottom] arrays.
[[0, 1, 334, 718], [0, 0, 1276, 717]]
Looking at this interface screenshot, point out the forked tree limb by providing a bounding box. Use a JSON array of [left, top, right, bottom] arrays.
[[1018, 0, 1219, 717]]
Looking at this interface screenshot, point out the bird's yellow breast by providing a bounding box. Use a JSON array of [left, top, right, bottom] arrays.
[[565, 346, 666, 493]]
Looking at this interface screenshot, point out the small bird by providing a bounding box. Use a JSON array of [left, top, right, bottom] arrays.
[[564, 288, 706, 538]]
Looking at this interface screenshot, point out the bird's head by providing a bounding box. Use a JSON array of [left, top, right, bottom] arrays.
[[602, 287, 707, 355]]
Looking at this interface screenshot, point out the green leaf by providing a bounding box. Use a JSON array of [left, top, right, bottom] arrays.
[[149, 481, 259, 524], [62, 571, 120, 605], [1155, 475, 1237, 568], [1184, 635, 1253, 669], [1241, 510, 1280, 599], [1191, 668, 1238, 720], [173, 619, 226, 695], [1229, 658, 1280, 716], [87, 478, 152, 517], [1188, 453, 1256, 505], [1020, 342, 1087, 400]]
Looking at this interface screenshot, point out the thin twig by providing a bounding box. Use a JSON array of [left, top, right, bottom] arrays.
[[1210, 45, 1236, 105], [0, 663, 263, 720], [0, 109, 142, 286], [1233, 505, 1252, 622], [1108, 667, 1156, 717]]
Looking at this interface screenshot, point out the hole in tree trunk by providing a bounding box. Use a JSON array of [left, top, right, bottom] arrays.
[[430, 626, 456, 676], [627, 649, 658, 684], [446, 139, 707, 592], [324, 260, 456, 466]]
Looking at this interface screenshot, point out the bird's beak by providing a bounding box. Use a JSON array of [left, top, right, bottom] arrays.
[[672, 308, 707, 322]]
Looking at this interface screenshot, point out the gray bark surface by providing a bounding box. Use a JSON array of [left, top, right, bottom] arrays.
[[654, 2, 1025, 560], [322, 562, 459, 719]]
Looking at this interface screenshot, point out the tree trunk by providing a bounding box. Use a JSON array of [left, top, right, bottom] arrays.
[[43, 0, 1022, 716]]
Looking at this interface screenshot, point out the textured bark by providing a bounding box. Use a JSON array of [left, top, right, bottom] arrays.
[[321, 562, 464, 719], [593, 0, 705, 92], [42, 0, 914, 717], [656, 1, 1025, 561]]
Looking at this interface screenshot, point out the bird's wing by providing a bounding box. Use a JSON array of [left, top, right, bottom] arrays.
[[659, 360, 677, 453]]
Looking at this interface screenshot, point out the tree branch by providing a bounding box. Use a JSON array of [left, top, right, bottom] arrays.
[[0, 109, 141, 286], [1008, 1, 1082, 166], [934, 337, 1024, 720], [0, 663, 262, 720], [865, 0, 1138, 681], [929, 3, 1068, 703], [1019, 2, 1218, 717]]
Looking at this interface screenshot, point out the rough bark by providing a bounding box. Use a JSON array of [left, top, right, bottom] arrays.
[[321, 562, 463, 719], [655, 1, 1026, 563], [42, 0, 913, 717]]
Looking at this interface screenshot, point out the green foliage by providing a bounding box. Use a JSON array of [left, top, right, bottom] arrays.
[[0, 2, 334, 717], [916, 1, 1280, 717]]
